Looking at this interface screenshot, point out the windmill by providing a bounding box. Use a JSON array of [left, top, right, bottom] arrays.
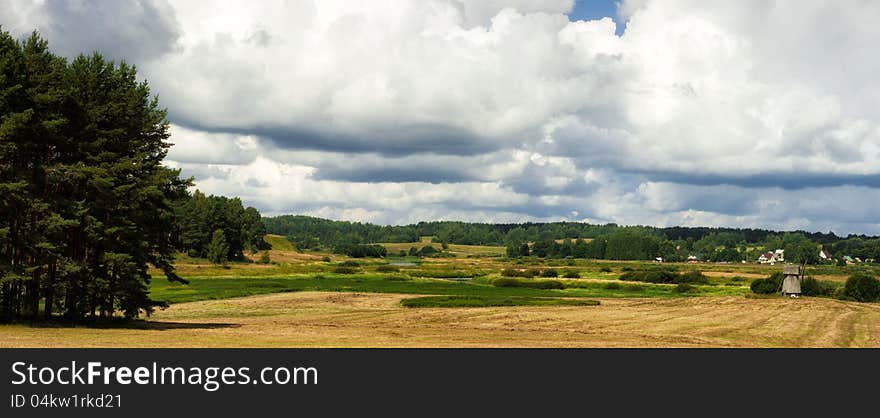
[[781, 264, 803, 297]]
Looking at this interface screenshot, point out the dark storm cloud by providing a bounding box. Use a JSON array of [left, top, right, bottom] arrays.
[[502, 161, 598, 196], [9, 0, 181, 63], [172, 121, 499, 157], [312, 166, 476, 184], [629, 170, 880, 191]]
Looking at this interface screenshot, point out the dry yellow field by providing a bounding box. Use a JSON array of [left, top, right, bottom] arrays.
[[2, 292, 879, 348]]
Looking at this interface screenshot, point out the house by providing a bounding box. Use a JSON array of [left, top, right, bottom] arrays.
[[774, 249, 785, 262], [687, 255, 699, 263], [844, 255, 855, 265], [819, 249, 833, 260], [758, 250, 784, 264]]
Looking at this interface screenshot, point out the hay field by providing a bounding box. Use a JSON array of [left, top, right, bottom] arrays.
[[3, 292, 878, 348]]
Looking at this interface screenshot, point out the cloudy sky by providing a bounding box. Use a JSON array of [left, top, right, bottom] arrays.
[[3, 0, 880, 234]]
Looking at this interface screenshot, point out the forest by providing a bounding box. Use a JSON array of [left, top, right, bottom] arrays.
[[264, 215, 880, 264], [0, 31, 264, 322]]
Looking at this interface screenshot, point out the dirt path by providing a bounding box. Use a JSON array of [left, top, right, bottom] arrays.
[[2, 292, 879, 347]]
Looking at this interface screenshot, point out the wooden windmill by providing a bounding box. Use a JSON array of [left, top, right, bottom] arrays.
[[781, 264, 803, 297]]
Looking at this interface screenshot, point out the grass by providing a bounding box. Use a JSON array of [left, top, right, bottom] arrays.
[[149, 272, 748, 305], [263, 234, 296, 251], [400, 295, 600, 308]]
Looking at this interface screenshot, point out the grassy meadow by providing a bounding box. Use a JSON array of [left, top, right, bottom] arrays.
[[4, 235, 880, 348]]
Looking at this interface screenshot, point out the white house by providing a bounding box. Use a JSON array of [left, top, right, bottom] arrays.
[[758, 249, 785, 264]]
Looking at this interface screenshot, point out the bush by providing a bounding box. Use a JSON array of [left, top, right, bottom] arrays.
[[599, 267, 612, 273], [321, 256, 331, 262], [750, 272, 783, 294], [603, 282, 621, 290], [332, 266, 358, 274], [376, 265, 400, 273], [491, 278, 565, 290], [562, 270, 580, 279], [623, 284, 646, 292], [621, 266, 633, 272], [339, 260, 360, 267], [673, 283, 698, 293], [801, 277, 837, 297], [501, 268, 537, 278], [258, 251, 271, 264], [842, 274, 880, 302], [620, 268, 685, 284], [541, 269, 559, 278], [677, 270, 709, 284], [334, 244, 387, 258]]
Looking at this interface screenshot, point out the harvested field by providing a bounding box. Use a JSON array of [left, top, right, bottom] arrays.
[[2, 292, 878, 348]]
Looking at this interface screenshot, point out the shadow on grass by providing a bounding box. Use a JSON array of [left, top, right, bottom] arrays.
[[14, 318, 240, 331]]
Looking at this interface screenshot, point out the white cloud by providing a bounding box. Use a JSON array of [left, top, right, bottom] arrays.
[[5, 0, 880, 234]]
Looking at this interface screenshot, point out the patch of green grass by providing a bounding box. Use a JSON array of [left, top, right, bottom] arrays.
[[400, 295, 600, 308], [149, 272, 748, 305], [263, 234, 296, 251]]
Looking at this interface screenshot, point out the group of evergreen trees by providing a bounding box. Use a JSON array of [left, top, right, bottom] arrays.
[[0, 31, 268, 322], [175, 190, 267, 263], [0, 31, 190, 321]]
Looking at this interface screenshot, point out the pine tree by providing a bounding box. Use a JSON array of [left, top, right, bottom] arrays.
[[207, 229, 229, 266], [1, 29, 190, 321]]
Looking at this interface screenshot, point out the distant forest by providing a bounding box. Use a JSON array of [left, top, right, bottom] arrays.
[[263, 215, 880, 264]]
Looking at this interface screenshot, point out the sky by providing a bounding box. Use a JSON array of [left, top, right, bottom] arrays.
[[2, 0, 880, 235]]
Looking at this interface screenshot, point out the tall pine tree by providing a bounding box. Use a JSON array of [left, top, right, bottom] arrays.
[[0, 29, 190, 321]]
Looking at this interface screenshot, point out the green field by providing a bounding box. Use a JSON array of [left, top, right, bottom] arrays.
[[150, 271, 749, 306]]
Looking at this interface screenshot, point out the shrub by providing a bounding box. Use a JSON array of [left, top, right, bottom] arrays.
[[621, 266, 633, 272], [541, 269, 559, 278], [750, 272, 783, 294], [603, 282, 621, 290], [801, 277, 837, 297], [619, 268, 683, 284], [376, 265, 400, 273], [491, 278, 565, 290], [492, 277, 521, 287], [321, 256, 331, 263], [599, 267, 612, 273], [501, 268, 537, 278], [383, 275, 410, 281], [678, 270, 709, 284], [258, 251, 271, 264], [623, 284, 646, 292], [334, 244, 387, 258], [842, 274, 880, 302], [562, 270, 580, 279], [332, 266, 358, 274], [673, 283, 698, 293], [339, 260, 360, 267]]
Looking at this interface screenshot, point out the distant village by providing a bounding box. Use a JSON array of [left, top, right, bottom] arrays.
[[655, 248, 872, 265]]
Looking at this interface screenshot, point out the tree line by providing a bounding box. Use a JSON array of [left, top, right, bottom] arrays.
[[0, 31, 265, 322], [265, 215, 880, 264]]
